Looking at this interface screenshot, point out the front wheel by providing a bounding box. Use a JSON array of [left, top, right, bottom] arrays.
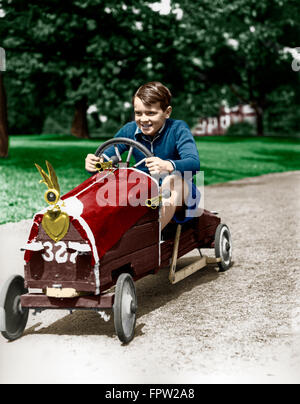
[[215, 224, 233, 272], [0, 275, 29, 341], [113, 273, 137, 343]]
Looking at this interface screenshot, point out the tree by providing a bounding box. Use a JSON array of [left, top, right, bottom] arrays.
[[0, 45, 8, 157], [0, 71, 8, 157], [0, 0, 180, 140], [175, 0, 300, 135], [4, 0, 298, 141]]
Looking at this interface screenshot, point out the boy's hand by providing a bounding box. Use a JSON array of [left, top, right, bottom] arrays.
[[145, 157, 174, 175], [85, 154, 102, 172]]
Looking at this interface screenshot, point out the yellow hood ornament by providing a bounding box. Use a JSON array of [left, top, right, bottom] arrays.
[[35, 161, 69, 242]]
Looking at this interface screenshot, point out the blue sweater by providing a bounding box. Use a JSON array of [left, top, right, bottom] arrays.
[[100, 119, 200, 177]]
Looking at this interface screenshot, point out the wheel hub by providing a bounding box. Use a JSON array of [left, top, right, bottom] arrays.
[[222, 237, 230, 260], [12, 296, 23, 315], [114, 273, 137, 343], [130, 301, 137, 314], [214, 224, 232, 272]]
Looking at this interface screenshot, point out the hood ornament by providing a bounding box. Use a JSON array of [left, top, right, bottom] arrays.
[[35, 161, 69, 242]]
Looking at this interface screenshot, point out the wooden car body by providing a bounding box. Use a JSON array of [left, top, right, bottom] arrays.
[[21, 166, 220, 310], [1, 141, 232, 343]]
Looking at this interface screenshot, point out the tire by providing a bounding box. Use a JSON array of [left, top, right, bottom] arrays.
[[0, 275, 29, 341], [113, 273, 137, 344], [215, 224, 232, 272]]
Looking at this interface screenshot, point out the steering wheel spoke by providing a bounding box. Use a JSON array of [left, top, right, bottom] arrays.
[[133, 157, 147, 168], [101, 153, 110, 162], [126, 146, 134, 164], [95, 138, 153, 169], [114, 145, 122, 162]]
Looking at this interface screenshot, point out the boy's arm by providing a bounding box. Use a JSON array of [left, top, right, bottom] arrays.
[[85, 124, 131, 175], [167, 122, 200, 175]]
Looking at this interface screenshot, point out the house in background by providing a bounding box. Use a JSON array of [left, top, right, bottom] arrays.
[[192, 104, 257, 136]]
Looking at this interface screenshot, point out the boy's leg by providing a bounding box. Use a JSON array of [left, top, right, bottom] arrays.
[[160, 174, 189, 230]]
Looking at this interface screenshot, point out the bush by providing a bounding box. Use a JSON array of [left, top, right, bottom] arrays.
[[225, 121, 256, 136]]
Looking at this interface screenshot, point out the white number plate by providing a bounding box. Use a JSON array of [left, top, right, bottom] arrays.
[[42, 241, 83, 264]]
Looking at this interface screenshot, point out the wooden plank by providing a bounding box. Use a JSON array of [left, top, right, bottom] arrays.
[[168, 225, 182, 283], [169, 255, 222, 285], [21, 292, 114, 309], [161, 229, 199, 267], [206, 256, 221, 264], [46, 287, 88, 298], [25, 279, 96, 292], [171, 256, 207, 284]]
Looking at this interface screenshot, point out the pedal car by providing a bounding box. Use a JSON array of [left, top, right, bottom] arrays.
[[0, 138, 232, 343]]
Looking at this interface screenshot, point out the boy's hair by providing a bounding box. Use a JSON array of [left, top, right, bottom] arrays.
[[133, 81, 172, 111]]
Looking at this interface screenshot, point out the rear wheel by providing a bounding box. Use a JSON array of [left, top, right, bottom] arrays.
[[113, 273, 137, 343], [215, 224, 232, 272], [0, 275, 29, 341]]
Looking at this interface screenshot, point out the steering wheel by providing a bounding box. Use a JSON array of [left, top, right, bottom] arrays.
[[95, 137, 153, 169]]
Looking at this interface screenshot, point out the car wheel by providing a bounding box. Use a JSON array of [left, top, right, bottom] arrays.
[[0, 275, 29, 341], [113, 273, 137, 343], [215, 224, 232, 272]]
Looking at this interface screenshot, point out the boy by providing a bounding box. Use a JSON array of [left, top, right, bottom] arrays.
[[85, 81, 200, 230]]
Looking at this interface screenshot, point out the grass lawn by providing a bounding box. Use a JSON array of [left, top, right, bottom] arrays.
[[0, 133, 299, 224]]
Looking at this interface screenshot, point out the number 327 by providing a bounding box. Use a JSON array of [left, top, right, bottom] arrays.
[[42, 241, 78, 264]]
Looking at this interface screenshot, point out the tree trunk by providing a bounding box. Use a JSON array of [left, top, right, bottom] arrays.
[[255, 105, 264, 136], [0, 72, 9, 158], [71, 97, 89, 139]]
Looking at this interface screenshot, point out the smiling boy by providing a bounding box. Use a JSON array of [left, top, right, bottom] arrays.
[[85, 81, 200, 229]]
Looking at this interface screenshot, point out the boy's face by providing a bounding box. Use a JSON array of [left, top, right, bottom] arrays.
[[133, 96, 172, 136]]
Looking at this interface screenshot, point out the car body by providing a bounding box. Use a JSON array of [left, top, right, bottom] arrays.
[[0, 138, 232, 343]]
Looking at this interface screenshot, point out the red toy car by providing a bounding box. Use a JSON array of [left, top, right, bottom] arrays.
[[0, 138, 232, 343]]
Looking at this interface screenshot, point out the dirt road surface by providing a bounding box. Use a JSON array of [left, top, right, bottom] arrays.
[[0, 171, 299, 384]]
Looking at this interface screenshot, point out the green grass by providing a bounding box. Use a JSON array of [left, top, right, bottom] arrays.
[[0, 133, 299, 224], [195, 135, 300, 184]]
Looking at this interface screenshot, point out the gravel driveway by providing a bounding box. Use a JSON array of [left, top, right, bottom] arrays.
[[0, 171, 299, 384]]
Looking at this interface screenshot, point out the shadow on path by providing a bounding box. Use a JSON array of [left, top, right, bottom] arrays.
[[23, 256, 221, 339]]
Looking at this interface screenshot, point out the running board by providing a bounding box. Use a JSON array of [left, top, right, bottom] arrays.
[[169, 255, 221, 284], [168, 224, 221, 284]]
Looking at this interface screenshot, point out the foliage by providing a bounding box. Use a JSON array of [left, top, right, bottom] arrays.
[[0, 0, 184, 133], [225, 122, 256, 136], [264, 84, 300, 135], [0, 0, 299, 137], [175, 0, 300, 134]]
